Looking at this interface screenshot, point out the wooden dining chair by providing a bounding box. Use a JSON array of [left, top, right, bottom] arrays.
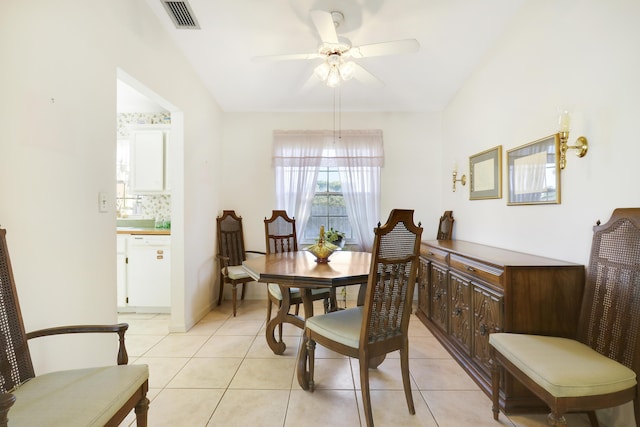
[[297, 209, 423, 427], [436, 210, 454, 240], [490, 208, 640, 427], [264, 210, 335, 341], [0, 228, 149, 426], [216, 210, 263, 317]]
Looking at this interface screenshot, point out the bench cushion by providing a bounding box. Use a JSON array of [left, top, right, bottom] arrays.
[[490, 333, 636, 398], [10, 364, 148, 426]]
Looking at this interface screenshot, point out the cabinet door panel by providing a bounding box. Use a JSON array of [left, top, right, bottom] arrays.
[[430, 264, 448, 333], [131, 131, 165, 193], [449, 273, 472, 355], [417, 257, 430, 317], [472, 283, 503, 375]]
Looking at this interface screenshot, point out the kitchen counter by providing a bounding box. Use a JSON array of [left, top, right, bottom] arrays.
[[117, 227, 171, 235]]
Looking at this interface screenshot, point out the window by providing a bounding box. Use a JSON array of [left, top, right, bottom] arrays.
[[273, 129, 384, 251], [304, 167, 353, 243], [116, 138, 141, 217]]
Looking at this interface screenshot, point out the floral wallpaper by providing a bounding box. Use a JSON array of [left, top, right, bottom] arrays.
[[117, 112, 171, 138]]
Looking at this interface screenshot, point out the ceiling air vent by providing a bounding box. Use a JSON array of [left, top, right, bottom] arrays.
[[161, 0, 200, 29]]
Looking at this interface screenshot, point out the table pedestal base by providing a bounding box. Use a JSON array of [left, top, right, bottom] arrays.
[[265, 286, 313, 355]]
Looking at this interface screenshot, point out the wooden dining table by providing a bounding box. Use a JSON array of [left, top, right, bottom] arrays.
[[242, 250, 372, 355]]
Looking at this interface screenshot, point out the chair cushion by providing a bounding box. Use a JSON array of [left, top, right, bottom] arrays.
[[490, 333, 636, 398], [10, 364, 148, 426], [306, 306, 363, 348], [267, 283, 330, 301], [226, 265, 251, 280]]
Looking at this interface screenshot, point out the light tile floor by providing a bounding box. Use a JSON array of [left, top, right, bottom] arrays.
[[118, 300, 594, 427]]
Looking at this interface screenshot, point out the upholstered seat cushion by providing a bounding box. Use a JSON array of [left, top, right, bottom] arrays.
[[490, 333, 636, 398], [226, 265, 251, 280], [267, 283, 330, 300], [9, 364, 148, 426], [306, 306, 363, 348]]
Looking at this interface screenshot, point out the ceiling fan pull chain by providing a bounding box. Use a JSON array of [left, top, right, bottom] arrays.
[[338, 86, 342, 142], [333, 87, 336, 144]]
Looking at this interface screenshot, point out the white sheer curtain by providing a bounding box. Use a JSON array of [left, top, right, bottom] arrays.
[[333, 130, 383, 251], [273, 129, 383, 251], [273, 131, 323, 238]]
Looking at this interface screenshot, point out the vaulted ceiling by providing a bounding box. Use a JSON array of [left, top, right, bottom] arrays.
[[139, 0, 527, 113]]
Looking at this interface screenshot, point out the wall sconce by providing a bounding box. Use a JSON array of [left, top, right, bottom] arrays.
[[452, 162, 466, 192], [557, 109, 588, 170]]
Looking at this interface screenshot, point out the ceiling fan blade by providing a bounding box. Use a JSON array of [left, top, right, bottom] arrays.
[[310, 10, 339, 45], [300, 73, 321, 93], [350, 39, 420, 58], [252, 52, 322, 62], [352, 63, 383, 86]]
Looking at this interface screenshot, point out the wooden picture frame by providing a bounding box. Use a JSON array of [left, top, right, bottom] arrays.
[[469, 145, 502, 200], [507, 134, 561, 205]]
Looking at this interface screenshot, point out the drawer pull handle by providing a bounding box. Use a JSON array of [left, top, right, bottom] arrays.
[[465, 265, 476, 272], [428, 252, 435, 256], [454, 307, 462, 316], [479, 323, 489, 336]]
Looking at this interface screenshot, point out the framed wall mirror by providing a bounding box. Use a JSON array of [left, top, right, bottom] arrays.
[[507, 134, 561, 205]]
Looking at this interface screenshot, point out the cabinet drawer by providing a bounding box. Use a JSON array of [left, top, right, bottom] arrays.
[[421, 246, 449, 264], [450, 254, 503, 287]]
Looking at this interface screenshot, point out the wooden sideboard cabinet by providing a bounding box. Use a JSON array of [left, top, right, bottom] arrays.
[[416, 240, 585, 413]]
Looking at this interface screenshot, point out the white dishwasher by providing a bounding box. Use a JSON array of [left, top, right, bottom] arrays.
[[127, 235, 171, 311]]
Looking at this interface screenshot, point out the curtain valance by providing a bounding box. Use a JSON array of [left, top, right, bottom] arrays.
[[272, 129, 384, 168]]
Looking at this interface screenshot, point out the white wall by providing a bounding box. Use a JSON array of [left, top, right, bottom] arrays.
[[220, 111, 442, 299], [0, 0, 222, 373], [443, 0, 640, 264], [442, 1, 640, 424]]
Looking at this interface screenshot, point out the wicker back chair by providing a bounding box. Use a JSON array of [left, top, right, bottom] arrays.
[[297, 209, 423, 427], [490, 208, 640, 426], [0, 228, 149, 426], [264, 210, 335, 344], [216, 210, 263, 316]]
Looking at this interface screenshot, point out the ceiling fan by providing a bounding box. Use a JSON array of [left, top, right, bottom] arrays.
[[254, 10, 420, 88]]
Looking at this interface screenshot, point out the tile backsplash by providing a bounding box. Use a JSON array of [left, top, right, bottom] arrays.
[[139, 194, 171, 221]]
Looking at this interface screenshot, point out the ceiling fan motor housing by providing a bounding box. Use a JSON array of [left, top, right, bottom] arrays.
[[330, 11, 344, 28]]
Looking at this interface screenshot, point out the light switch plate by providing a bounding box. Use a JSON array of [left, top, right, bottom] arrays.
[[98, 192, 108, 213]]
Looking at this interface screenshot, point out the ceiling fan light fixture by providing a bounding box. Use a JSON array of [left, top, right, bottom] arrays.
[[339, 61, 355, 80], [314, 62, 331, 81], [326, 67, 341, 87]]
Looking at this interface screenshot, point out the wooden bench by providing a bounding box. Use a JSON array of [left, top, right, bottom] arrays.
[[490, 208, 640, 426]]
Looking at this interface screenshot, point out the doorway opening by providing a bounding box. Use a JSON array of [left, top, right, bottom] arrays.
[[116, 69, 184, 327]]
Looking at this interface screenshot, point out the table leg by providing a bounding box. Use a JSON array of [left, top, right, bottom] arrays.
[[296, 334, 311, 390], [300, 288, 314, 318], [357, 283, 367, 306], [265, 284, 305, 355]]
